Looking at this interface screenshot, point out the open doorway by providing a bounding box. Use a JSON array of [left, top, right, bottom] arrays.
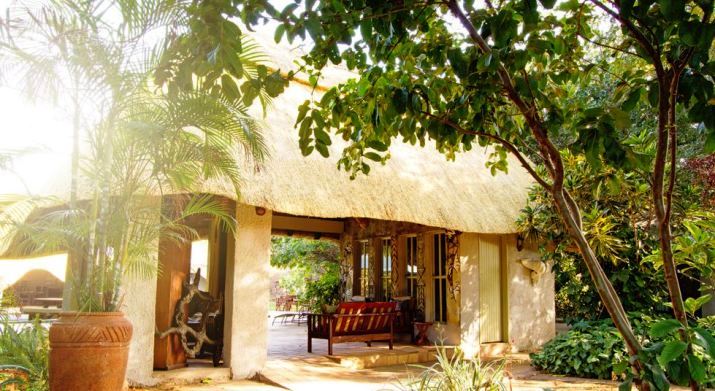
[[267, 235, 341, 358], [153, 199, 234, 371]]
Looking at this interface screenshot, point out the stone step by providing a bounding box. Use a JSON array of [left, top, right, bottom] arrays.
[[328, 346, 456, 369]]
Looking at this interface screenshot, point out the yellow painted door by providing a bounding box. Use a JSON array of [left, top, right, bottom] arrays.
[[479, 236, 503, 343]]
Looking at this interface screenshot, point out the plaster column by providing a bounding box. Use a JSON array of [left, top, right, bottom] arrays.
[[121, 198, 161, 386], [223, 204, 272, 379], [459, 233, 480, 359], [121, 265, 158, 386], [505, 234, 555, 352]]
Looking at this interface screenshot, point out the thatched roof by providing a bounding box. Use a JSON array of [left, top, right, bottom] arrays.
[[201, 34, 535, 234], [2, 33, 535, 236]]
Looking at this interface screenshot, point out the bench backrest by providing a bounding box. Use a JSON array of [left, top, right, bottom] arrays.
[[332, 302, 397, 335]]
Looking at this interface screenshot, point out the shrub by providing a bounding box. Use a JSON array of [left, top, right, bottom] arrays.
[[530, 321, 627, 379], [404, 346, 507, 391], [531, 317, 715, 387], [301, 272, 340, 312], [0, 315, 49, 390]]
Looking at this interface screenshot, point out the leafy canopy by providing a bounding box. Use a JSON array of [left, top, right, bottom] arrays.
[[256, 0, 714, 178]]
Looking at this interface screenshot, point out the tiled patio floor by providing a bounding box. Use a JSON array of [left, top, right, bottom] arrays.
[[144, 314, 629, 390]]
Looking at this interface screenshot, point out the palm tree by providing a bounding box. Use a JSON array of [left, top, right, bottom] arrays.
[[0, 0, 271, 311]]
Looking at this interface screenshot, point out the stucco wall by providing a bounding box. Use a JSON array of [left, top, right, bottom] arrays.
[[121, 270, 158, 386], [224, 204, 272, 379], [505, 234, 555, 352], [459, 233, 480, 358]]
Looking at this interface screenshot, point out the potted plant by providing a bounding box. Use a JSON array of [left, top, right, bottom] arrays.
[[0, 2, 270, 389]]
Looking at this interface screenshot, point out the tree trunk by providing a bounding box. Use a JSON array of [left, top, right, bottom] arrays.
[[446, 1, 648, 386]]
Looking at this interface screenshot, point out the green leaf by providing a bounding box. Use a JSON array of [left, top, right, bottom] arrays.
[[688, 354, 706, 383], [618, 379, 632, 391], [361, 162, 371, 174], [221, 75, 239, 101], [447, 48, 468, 78], [315, 142, 329, 157], [620, 0, 635, 17], [274, 24, 286, 43], [693, 327, 715, 359], [678, 22, 699, 47], [646, 362, 669, 390], [357, 78, 370, 97], [539, 0, 557, 9], [392, 88, 408, 114], [650, 319, 683, 338], [360, 20, 372, 42], [296, 102, 310, 126], [621, 88, 642, 111], [704, 130, 715, 154], [367, 140, 388, 152], [281, 3, 299, 18], [314, 128, 332, 145], [648, 82, 660, 107], [364, 152, 381, 162], [658, 0, 684, 19], [609, 108, 631, 130], [658, 341, 687, 367], [684, 294, 711, 315], [305, 17, 322, 41]]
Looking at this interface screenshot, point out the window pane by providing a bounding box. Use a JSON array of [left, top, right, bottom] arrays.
[[433, 280, 439, 320], [433, 234, 439, 273], [441, 279, 447, 322]]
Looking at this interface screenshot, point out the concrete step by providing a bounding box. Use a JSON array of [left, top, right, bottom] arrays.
[[328, 346, 456, 369]]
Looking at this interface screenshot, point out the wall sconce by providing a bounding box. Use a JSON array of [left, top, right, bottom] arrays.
[[516, 234, 525, 251], [255, 206, 266, 216], [519, 258, 547, 285]]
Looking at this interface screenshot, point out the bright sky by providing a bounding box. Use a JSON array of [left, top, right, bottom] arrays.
[[0, 86, 74, 195]]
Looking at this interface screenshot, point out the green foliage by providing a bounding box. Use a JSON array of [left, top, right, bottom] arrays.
[[532, 316, 715, 388], [518, 155, 675, 319], [271, 237, 340, 270], [270, 237, 341, 311], [153, 2, 288, 112], [0, 289, 18, 309], [403, 346, 506, 391], [302, 272, 340, 312], [531, 320, 628, 380], [0, 315, 49, 391], [644, 212, 715, 294]]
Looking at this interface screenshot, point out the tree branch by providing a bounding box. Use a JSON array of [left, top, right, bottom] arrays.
[[420, 110, 552, 191], [578, 32, 643, 58], [446, 0, 564, 190], [588, 0, 665, 79]]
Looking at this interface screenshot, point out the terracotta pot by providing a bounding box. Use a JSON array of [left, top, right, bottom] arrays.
[[49, 312, 132, 391]]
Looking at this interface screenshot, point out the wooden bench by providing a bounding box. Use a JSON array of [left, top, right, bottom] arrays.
[[307, 302, 397, 355]]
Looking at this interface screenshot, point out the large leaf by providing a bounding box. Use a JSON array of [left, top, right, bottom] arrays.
[[657, 341, 687, 367], [687, 354, 706, 383], [693, 327, 715, 359], [650, 319, 683, 338]]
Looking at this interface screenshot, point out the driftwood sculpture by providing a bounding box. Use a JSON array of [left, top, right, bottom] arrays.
[[156, 268, 223, 361]]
